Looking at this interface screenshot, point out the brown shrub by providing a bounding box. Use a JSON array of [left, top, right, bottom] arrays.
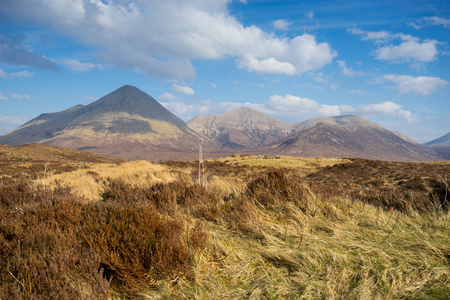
[[1, 177, 210, 298], [0, 189, 110, 300], [246, 170, 306, 209], [79, 202, 195, 293], [307, 159, 450, 212]]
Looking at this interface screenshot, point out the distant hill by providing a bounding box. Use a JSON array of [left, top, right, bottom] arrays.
[[0, 85, 218, 161], [423, 132, 450, 160], [187, 107, 292, 149], [424, 132, 450, 146], [259, 121, 440, 162], [189, 110, 440, 161]]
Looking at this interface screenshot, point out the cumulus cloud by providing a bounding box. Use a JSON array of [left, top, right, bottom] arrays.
[[337, 60, 363, 76], [374, 39, 438, 62], [159, 92, 179, 102], [349, 28, 439, 63], [61, 59, 96, 72], [238, 56, 296, 75], [0, 34, 60, 71], [272, 19, 293, 31], [357, 101, 417, 123], [171, 84, 195, 96], [381, 74, 449, 95], [0, 0, 336, 80], [266, 94, 339, 117]]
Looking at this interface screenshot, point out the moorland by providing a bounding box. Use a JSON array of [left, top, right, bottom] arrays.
[[0, 144, 449, 299]]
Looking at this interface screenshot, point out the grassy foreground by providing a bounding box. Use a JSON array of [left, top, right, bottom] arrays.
[[1, 155, 449, 299]]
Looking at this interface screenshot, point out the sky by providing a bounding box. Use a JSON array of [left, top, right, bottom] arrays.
[[0, 0, 449, 143]]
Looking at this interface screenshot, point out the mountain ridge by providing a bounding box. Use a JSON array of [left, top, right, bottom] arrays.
[[0, 86, 445, 162], [0, 85, 217, 161]]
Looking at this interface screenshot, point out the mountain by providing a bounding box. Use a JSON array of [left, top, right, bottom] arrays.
[[188, 109, 441, 161], [259, 121, 440, 162], [424, 132, 450, 146], [392, 131, 419, 144], [0, 85, 217, 161], [1, 86, 443, 162], [187, 107, 292, 149], [424, 132, 450, 160], [291, 114, 377, 132]]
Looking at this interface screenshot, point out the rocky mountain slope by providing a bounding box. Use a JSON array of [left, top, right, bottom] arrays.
[[187, 107, 292, 149], [260, 121, 440, 162], [0, 85, 217, 161]]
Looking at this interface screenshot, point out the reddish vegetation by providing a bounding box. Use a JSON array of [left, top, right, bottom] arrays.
[[307, 158, 449, 212], [0, 147, 449, 298]]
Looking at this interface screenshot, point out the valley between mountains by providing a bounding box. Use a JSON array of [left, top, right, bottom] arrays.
[[0, 85, 448, 162]]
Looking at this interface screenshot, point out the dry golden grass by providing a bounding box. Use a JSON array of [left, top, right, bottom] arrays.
[[36, 160, 180, 201], [2, 154, 449, 299], [214, 155, 350, 176]]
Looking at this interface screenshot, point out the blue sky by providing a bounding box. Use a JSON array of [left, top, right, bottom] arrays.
[[0, 0, 449, 143]]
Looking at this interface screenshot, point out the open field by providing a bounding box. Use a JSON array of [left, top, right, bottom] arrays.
[[1, 148, 449, 299]]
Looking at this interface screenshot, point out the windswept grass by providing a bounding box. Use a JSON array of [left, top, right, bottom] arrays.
[[1, 155, 449, 299]]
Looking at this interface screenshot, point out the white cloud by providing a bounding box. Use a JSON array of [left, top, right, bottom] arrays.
[[359, 101, 402, 114], [381, 74, 450, 95], [0, 92, 8, 100], [410, 16, 450, 29], [374, 39, 438, 62], [210, 83, 217, 89], [159, 92, 179, 102], [266, 94, 338, 116], [357, 101, 417, 123], [0, 69, 34, 78], [238, 56, 296, 75], [272, 19, 293, 31], [348, 28, 391, 43], [9, 93, 33, 100], [0, 0, 336, 80], [61, 59, 96, 72], [349, 28, 439, 63], [171, 84, 195, 96], [337, 60, 363, 76], [161, 101, 194, 115], [424, 16, 450, 29]]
